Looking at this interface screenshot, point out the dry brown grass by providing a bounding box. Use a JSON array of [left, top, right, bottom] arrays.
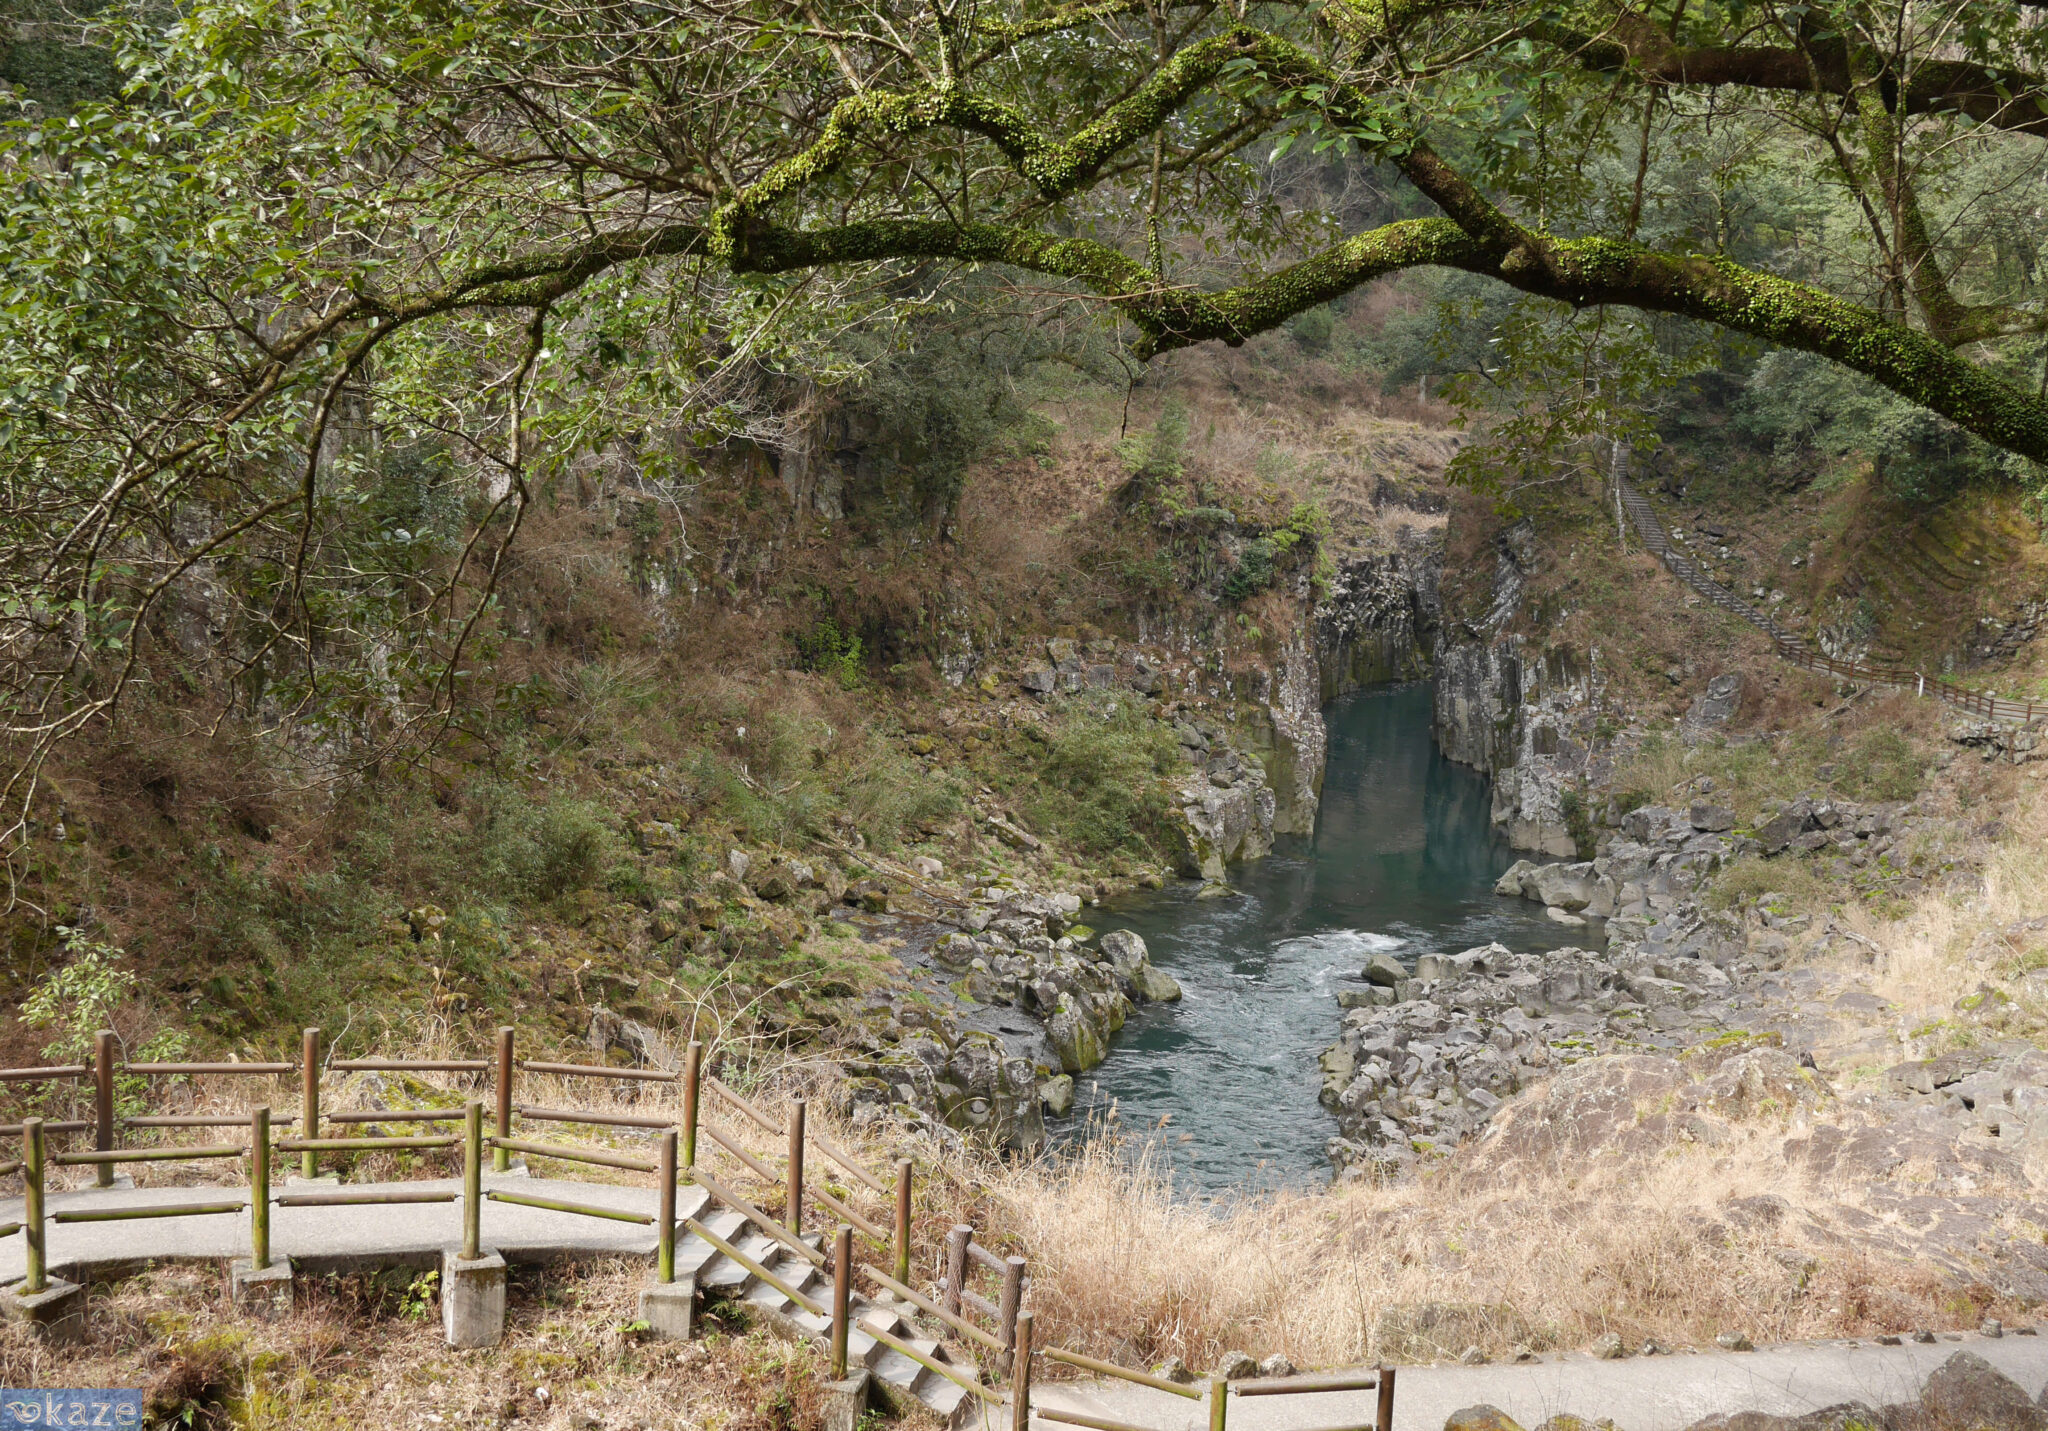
[[0, 1255, 863, 1431], [936, 1110, 2002, 1377]]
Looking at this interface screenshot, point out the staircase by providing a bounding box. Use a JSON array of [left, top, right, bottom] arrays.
[[675, 1192, 980, 1424], [1617, 479, 2047, 725]]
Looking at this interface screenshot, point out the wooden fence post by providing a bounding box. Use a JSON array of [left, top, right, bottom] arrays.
[[786, 1098, 805, 1236], [93, 1031, 115, 1188], [493, 1027, 514, 1173], [1012, 1311, 1034, 1431], [1209, 1376, 1227, 1431], [300, 1027, 321, 1180], [23, 1117, 45, 1295], [681, 1040, 702, 1171], [999, 1254, 1026, 1362], [1376, 1366, 1394, 1431], [831, 1226, 852, 1380], [892, 1158, 912, 1286], [942, 1224, 971, 1316], [464, 1100, 484, 1262], [250, 1107, 270, 1270], [657, 1130, 677, 1284]]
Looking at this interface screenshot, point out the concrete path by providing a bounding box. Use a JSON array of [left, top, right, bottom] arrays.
[[0, 1175, 706, 1280], [1046, 1332, 2048, 1431]]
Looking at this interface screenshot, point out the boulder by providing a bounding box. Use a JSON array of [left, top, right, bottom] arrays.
[[1256, 1354, 1295, 1378], [1529, 861, 1599, 911], [1129, 965, 1184, 1003], [1364, 952, 1408, 987], [1495, 860, 1538, 898], [1689, 803, 1737, 833], [1918, 1350, 2048, 1430], [1213, 1351, 1257, 1381], [1046, 993, 1110, 1072], [1686, 673, 1745, 729], [1039, 1075, 1075, 1117], [1444, 1409, 1526, 1431], [1153, 1357, 1197, 1385]]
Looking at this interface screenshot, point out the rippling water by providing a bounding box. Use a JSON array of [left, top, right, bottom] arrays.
[[1070, 682, 1580, 1192]]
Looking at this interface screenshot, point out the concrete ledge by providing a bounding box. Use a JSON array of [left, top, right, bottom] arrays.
[[230, 1257, 293, 1319], [639, 1277, 694, 1341], [0, 1277, 87, 1344], [442, 1246, 507, 1349]]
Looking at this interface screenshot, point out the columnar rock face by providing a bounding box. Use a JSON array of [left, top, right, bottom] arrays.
[[1316, 536, 1441, 701], [1430, 523, 1607, 857]]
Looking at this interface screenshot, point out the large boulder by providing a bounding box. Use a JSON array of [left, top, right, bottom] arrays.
[[1528, 861, 1599, 911], [1918, 1350, 2048, 1430], [1047, 991, 1111, 1072], [1099, 929, 1184, 1003]]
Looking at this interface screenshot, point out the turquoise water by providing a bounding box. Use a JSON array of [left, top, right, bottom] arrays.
[[1075, 682, 1577, 1192]]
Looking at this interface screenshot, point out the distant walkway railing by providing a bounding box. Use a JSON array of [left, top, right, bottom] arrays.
[[1618, 480, 2048, 725]]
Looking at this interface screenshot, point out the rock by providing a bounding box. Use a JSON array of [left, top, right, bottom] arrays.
[[1461, 1346, 1488, 1365], [989, 815, 1043, 851], [1129, 965, 1184, 1003], [1257, 1354, 1295, 1378], [1528, 861, 1598, 910], [911, 856, 944, 879], [1364, 952, 1408, 987], [1590, 1331, 1627, 1360], [1495, 860, 1538, 898], [1046, 993, 1110, 1072], [1153, 1357, 1197, 1385], [851, 880, 891, 913], [1019, 668, 1057, 695], [726, 849, 752, 883], [1374, 1303, 1527, 1362], [586, 1006, 675, 1070], [1546, 906, 1587, 927], [1981, 1318, 2003, 1338], [1443, 1408, 1526, 1431], [1919, 1350, 2048, 1430], [1214, 1351, 1257, 1381], [1100, 929, 1182, 1002], [636, 820, 683, 852], [1039, 1075, 1075, 1117], [1686, 673, 1745, 729], [1715, 1331, 1754, 1351], [1689, 803, 1737, 833]]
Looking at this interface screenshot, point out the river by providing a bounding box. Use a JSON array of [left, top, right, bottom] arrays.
[[1072, 682, 1578, 1192]]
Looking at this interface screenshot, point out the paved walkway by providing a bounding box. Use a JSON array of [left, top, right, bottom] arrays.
[[0, 1176, 706, 1281], [1047, 1333, 2048, 1431]]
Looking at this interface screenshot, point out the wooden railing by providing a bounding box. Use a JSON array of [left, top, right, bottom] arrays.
[[1618, 481, 2048, 726], [0, 1029, 1399, 1420]]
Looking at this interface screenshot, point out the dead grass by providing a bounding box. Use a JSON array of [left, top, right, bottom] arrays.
[[933, 1106, 2004, 1376], [0, 1256, 859, 1431]]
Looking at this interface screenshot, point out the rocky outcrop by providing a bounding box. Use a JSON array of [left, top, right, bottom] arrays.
[[1430, 522, 1608, 858], [843, 1030, 1046, 1152], [1318, 938, 1776, 1178], [1166, 716, 1278, 879]]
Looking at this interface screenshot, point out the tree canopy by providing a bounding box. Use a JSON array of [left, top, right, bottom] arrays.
[[3, 0, 2047, 813]]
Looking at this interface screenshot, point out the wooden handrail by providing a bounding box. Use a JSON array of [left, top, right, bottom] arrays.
[[862, 1265, 1005, 1352], [688, 1162, 826, 1267], [1620, 480, 2047, 726]]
